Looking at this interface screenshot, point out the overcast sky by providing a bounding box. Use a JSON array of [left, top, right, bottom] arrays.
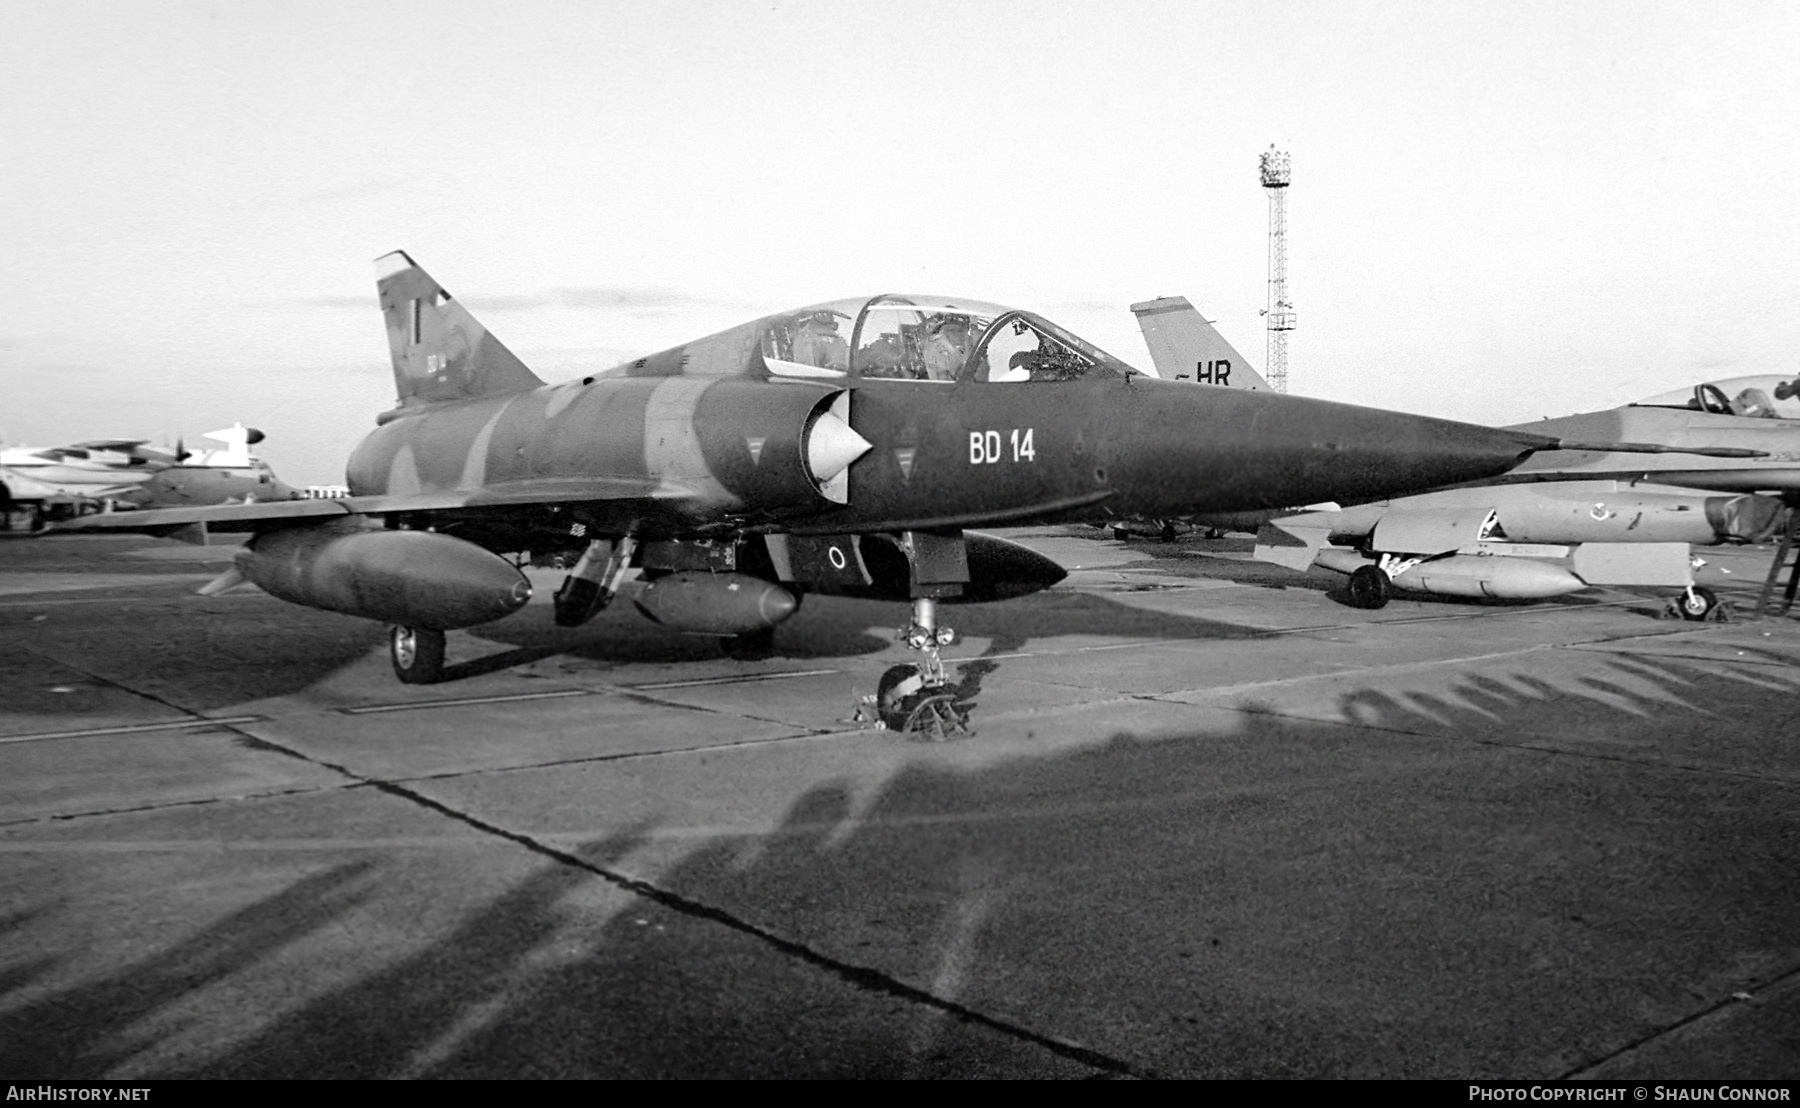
[[3, 0, 1796, 486]]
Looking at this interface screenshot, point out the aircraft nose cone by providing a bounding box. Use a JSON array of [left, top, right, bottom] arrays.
[[1112, 384, 1553, 516]]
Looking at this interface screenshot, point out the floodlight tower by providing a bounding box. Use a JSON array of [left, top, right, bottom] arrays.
[[1259, 146, 1296, 394]]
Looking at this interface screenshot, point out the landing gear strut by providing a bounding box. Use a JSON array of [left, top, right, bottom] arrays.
[[554, 537, 637, 627], [871, 596, 969, 739]]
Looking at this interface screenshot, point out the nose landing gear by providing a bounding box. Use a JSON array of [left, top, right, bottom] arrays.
[[1665, 583, 1725, 622], [864, 597, 970, 739]]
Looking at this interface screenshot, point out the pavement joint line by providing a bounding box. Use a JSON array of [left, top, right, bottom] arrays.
[[0, 779, 372, 828], [364, 775, 1148, 1079], [1147, 626, 1754, 702], [385, 726, 875, 783], [1560, 957, 1800, 1079], [625, 667, 841, 691], [0, 715, 265, 745], [142, 700, 1138, 1075], [1566, 644, 1800, 669], [342, 688, 594, 714], [959, 606, 1679, 670]]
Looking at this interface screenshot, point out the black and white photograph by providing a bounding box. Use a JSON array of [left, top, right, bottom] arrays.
[[2, 0, 1798, 1082]]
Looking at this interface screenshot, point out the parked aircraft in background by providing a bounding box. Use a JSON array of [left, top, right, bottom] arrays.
[[114, 424, 303, 511], [2, 425, 300, 530], [50, 252, 1709, 735], [1132, 297, 1791, 617]]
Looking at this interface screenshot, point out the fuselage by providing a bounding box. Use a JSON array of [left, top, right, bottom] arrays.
[[345, 371, 1561, 541]]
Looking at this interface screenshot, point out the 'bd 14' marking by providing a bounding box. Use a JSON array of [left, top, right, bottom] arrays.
[[970, 428, 1036, 464]]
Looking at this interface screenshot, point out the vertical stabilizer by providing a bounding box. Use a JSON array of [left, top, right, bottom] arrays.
[[1129, 296, 1271, 390], [197, 424, 260, 467], [375, 251, 546, 407]]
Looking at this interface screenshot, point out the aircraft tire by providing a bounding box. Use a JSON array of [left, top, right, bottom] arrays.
[[1346, 565, 1391, 610], [875, 664, 926, 730], [1677, 585, 1720, 622], [391, 625, 446, 684]]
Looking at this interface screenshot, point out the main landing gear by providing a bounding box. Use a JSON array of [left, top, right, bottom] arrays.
[[391, 625, 446, 684], [867, 596, 970, 740], [1346, 564, 1392, 610], [554, 537, 637, 627]]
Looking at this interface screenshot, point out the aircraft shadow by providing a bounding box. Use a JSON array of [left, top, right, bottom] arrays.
[[14, 643, 1796, 1077], [456, 585, 1277, 686]]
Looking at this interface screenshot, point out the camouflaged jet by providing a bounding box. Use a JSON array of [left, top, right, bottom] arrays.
[[52, 252, 1760, 733]]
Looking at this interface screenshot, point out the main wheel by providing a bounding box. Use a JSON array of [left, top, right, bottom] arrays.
[[391, 625, 446, 684], [1677, 585, 1719, 621], [1346, 565, 1392, 610]]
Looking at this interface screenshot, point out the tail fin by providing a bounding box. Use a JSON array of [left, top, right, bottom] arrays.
[[196, 423, 261, 467], [1129, 295, 1270, 390], [375, 251, 545, 407]]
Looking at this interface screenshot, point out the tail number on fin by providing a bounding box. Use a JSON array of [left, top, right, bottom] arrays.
[[1194, 360, 1231, 384], [969, 428, 1036, 464]]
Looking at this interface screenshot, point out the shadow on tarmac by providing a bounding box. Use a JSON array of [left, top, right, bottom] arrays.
[[5, 644, 1797, 1079]]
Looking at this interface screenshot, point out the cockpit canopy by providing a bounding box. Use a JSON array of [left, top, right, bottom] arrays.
[[1634, 376, 1800, 420], [759, 294, 1140, 384]]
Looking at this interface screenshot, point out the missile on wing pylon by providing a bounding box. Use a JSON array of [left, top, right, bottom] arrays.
[[236, 523, 531, 630]]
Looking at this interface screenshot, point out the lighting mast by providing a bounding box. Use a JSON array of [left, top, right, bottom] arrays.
[[1259, 146, 1296, 394]]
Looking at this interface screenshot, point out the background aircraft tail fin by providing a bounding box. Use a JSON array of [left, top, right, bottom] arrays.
[[375, 251, 546, 407], [195, 423, 261, 467], [1129, 295, 1271, 390]]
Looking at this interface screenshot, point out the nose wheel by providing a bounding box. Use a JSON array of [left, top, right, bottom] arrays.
[[860, 596, 970, 739], [1669, 584, 1725, 622], [873, 663, 969, 739]]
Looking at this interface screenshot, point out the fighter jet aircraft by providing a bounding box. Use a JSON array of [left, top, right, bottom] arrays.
[[2, 437, 181, 529], [1131, 297, 1794, 618], [51, 253, 1762, 733], [2, 426, 300, 529]]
